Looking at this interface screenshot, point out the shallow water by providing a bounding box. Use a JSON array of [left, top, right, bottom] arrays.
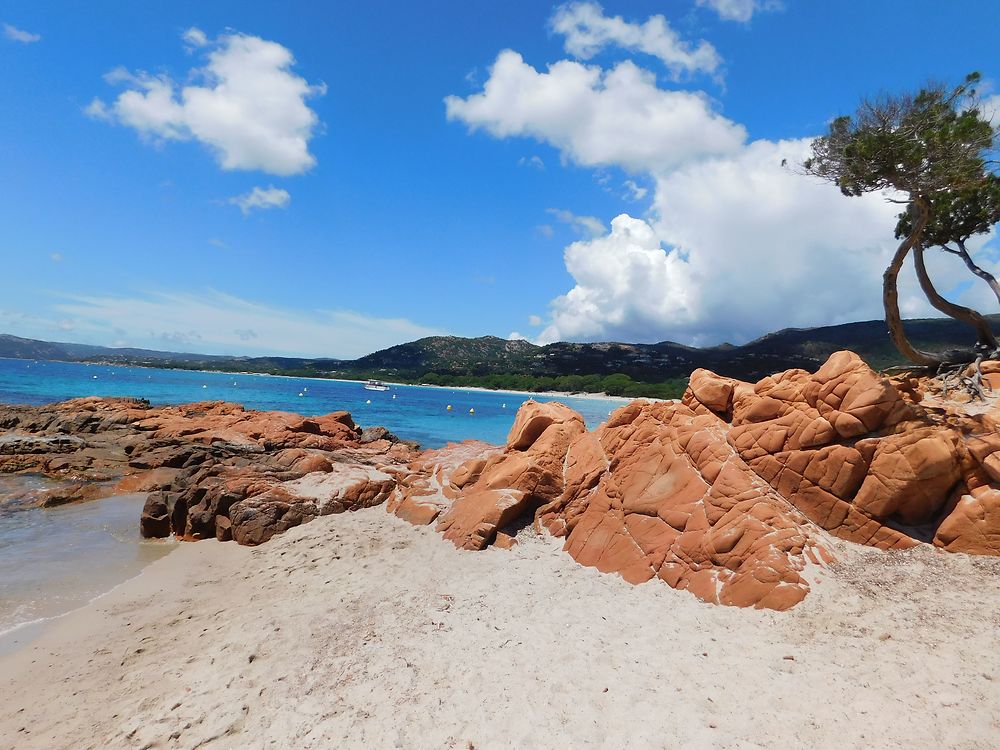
[[0, 487, 174, 646]]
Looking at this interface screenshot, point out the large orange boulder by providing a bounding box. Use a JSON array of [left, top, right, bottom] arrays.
[[132, 403, 362, 451], [540, 401, 823, 610], [688, 351, 1000, 556], [400, 351, 1000, 611], [434, 401, 585, 550], [934, 486, 1000, 554]]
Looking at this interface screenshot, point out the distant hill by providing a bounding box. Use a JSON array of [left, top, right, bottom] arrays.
[[351, 336, 538, 375], [337, 315, 999, 382], [1, 316, 994, 398]]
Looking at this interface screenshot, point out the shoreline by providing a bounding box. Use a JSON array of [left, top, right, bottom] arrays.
[[1, 509, 998, 748], [0, 491, 177, 655], [0, 356, 643, 405], [406, 382, 637, 403], [0, 536, 178, 657]]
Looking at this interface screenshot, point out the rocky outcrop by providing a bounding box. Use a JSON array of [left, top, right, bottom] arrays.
[[433, 402, 586, 550], [0, 398, 415, 545], [387, 351, 1000, 610], [385, 441, 502, 526], [683, 351, 1000, 555], [8, 353, 1000, 612]]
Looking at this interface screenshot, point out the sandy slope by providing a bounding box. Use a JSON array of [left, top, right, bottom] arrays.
[[1, 509, 998, 750]]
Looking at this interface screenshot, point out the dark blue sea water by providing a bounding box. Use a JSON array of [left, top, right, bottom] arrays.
[[0, 358, 625, 449], [0, 357, 627, 644]]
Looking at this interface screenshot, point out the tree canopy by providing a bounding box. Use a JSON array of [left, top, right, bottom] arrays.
[[803, 72, 999, 366], [895, 174, 1000, 249], [805, 73, 995, 199]]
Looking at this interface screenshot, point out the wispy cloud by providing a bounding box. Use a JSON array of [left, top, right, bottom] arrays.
[[45, 289, 445, 359], [547, 208, 606, 238], [695, 0, 783, 23], [551, 2, 721, 78], [518, 155, 545, 169], [181, 27, 209, 49], [623, 180, 648, 201], [228, 186, 290, 215], [3, 23, 41, 43]]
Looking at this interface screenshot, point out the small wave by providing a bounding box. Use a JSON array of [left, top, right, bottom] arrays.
[[0, 612, 56, 640], [0, 545, 178, 646]]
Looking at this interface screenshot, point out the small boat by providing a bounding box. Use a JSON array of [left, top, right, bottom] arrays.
[[363, 379, 390, 392]]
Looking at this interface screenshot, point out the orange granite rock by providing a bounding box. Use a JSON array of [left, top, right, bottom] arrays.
[[933, 486, 1000, 554], [403, 351, 1000, 611], [0, 397, 415, 545], [547, 400, 821, 610], [435, 401, 585, 550], [385, 441, 501, 526]]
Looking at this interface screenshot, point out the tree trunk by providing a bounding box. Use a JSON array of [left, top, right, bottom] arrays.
[[883, 197, 950, 365], [952, 239, 1000, 307], [913, 243, 999, 349]]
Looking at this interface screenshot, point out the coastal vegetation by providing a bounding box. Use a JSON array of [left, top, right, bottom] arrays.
[[413, 371, 689, 399], [4, 314, 1000, 400]]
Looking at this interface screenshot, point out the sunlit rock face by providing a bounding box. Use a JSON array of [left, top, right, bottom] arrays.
[[390, 351, 1000, 611]]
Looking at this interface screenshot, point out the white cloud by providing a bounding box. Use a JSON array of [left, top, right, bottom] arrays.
[[623, 179, 648, 201], [182, 27, 209, 49], [528, 314, 544, 326], [83, 98, 112, 121], [508, 331, 528, 341], [547, 208, 606, 237], [550, 2, 721, 79], [50, 252, 63, 263], [537, 139, 991, 346], [695, 0, 782, 23], [229, 185, 291, 215], [538, 213, 697, 343], [47, 290, 444, 359], [3, 23, 40, 43], [444, 51, 745, 173], [89, 31, 324, 175]]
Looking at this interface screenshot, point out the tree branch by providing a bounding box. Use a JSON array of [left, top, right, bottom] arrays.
[[883, 198, 956, 365], [913, 241, 998, 349]]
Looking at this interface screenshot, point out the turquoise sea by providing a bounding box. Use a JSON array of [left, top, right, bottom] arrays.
[[0, 357, 628, 646], [0, 358, 624, 448]]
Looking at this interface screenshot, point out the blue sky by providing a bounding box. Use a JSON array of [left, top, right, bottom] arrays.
[[1, 1, 998, 358]]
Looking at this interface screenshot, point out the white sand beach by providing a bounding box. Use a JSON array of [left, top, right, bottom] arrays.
[[1, 507, 998, 750]]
